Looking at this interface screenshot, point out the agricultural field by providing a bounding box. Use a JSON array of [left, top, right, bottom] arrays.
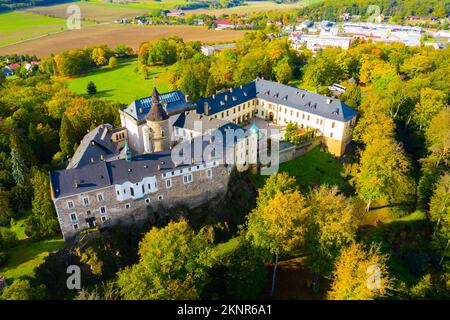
[[0, 24, 247, 57], [25, 1, 157, 23], [0, 11, 93, 47], [188, 0, 306, 15], [67, 58, 174, 103]]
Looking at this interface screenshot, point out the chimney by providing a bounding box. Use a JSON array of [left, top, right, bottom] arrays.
[[224, 95, 228, 102], [204, 102, 209, 115]]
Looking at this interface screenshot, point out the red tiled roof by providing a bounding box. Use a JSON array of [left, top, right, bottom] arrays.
[[214, 20, 233, 25]]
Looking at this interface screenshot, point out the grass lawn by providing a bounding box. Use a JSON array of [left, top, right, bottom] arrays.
[[0, 217, 65, 282], [251, 146, 350, 194], [0, 11, 93, 47], [67, 58, 174, 103]]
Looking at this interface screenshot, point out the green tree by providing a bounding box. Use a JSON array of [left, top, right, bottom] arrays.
[[24, 169, 59, 239], [224, 238, 267, 299], [327, 243, 392, 300], [0, 188, 13, 226], [255, 172, 297, 207], [10, 147, 28, 186], [273, 57, 293, 84], [117, 220, 213, 300], [59, 114, 77, 157], [86, 81, 97, 95]]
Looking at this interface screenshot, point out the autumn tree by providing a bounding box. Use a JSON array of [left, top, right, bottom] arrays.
[[429, 174, 450, 265], [425, 108, 450, 168], [255, 172, 297, 207], [412, 88, 447, 130], [246, 190, 309, 296], [304, 186, 362, 277], [117, 220, 213, 300], [91, 47, 108, 66], [0, 279, 45, 300], [354, 137, 415, 211], [327, 242, 392, 300]]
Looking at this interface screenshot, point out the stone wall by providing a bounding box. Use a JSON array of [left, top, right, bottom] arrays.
[[54, 164, 231, 241]]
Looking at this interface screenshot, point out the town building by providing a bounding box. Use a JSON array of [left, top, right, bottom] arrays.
[[201, 43, 237, 56], [291, 34, 353, 52]]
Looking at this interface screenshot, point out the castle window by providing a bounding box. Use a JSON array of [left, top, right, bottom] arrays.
[[148, 184, 151, 189], [261, 111, 264, 116], [145, 198, 150, 204], [183, 174, 193, 184], [207, 169, 213, 179], [83, 197, 89, 206], [130, 187, 134, 197], [67, 201, 74, 209], [316, 118, 319, 124], [86, 210, 91, 216], [331, 122, 335, 128], [117, 190, 120, 196], [97, 193, 104, 202], [165, 179, 172, 189], [296, 112, 299, 118], [302, 113, 305, 120], [142, 185, 145, 193], [157, 195, 164, 201], [70, 213, 77, 222], [125, 203, 130, 209], [123, 189, 126, 194], [101, 216, 107, 222], [307, 115, 310, 121], [330, 132, 334, 138], [100, 206, 107, 215], [320, 119, 323, 125], [73, 223, 79, 230], [161, 129, 166, 137]]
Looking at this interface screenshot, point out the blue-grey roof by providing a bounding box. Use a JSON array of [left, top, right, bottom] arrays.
[[122, 90, 194, 121], [67, 124, 123, 169], [50, 138, 231, 199], [254, 79, 357, 122], [196, 79, 357, 122], [196, 82, 256, 116]]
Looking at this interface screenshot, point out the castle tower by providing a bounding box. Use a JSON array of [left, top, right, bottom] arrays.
[[144, 87, 170, 153]]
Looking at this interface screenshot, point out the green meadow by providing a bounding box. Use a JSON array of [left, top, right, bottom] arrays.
[[0, 11, 93, 47], [67, 58, 174, 103], [0, 217, 65, 282]]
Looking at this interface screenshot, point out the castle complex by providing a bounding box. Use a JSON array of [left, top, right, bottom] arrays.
[[50, 79, 357, 240]]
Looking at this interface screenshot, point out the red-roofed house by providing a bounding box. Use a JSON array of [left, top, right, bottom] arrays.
[[214, 19, 235, 30]]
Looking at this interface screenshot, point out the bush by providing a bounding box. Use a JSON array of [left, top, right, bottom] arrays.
[[108, 57, 118, 68], [0, 251, 8, 266]]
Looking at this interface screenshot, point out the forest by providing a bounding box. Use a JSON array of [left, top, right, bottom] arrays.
[[0, 30, 449, 299]]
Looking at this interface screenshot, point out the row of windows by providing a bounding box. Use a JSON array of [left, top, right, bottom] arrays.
[[70, 206, 107, 223], [67, 193, 104, 209], [72, 215, 108, 231]]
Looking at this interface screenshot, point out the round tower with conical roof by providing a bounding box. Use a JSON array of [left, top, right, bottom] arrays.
[[144, 87, 170, 153]]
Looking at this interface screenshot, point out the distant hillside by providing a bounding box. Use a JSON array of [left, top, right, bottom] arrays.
[[0, 0, 74, 13], [299, 0, 450, 20]]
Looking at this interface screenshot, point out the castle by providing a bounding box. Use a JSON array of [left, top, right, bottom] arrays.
[[50, 79, 357, 240]]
